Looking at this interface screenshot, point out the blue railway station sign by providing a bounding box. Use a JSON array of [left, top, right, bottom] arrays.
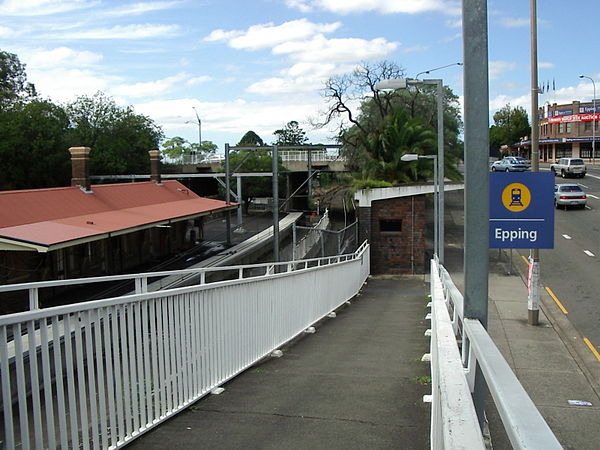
[[489, 172, 554, 249]]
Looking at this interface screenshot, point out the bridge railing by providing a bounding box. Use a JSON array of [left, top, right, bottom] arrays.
[[429, 259, 562, 449], [0, 242, 370, 449]]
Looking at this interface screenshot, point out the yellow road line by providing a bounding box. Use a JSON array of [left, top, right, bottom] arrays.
[[583, 337, 600, 362], [545, 287, 569, 314]]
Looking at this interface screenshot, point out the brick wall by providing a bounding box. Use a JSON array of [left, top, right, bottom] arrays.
[[367, 195, 426, 274]]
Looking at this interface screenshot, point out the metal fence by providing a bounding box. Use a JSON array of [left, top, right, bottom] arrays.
[[0, 243, 370, 449], [428, 258, 562, 449]]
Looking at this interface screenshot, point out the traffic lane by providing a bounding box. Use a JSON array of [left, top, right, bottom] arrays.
[[525, 203, 600, 353]]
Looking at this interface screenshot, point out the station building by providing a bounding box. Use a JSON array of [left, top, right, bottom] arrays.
[[515, 99, 599, 162]]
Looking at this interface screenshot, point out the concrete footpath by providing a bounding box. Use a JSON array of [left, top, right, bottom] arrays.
[[441, 190, 600, 449], [128, 276, 432, 450], [484, 256, 600, 450]]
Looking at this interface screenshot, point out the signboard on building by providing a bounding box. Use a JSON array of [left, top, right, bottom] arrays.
[[548, 113, 598, 124], [553, 109, 573, 116], [489, 172, 554, 249], [580, 105, 600, 114]]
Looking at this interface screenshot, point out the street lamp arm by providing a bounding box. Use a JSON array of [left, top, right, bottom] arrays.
[[415, 62, 462, 80]]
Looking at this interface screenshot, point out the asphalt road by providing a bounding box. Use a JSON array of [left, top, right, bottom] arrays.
[[515, 165, 600, 355]]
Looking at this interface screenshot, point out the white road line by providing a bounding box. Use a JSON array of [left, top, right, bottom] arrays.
[[580, 183, 590, 189], [584, 250, 595, 257], [562, 234, 572, 240], [587, 194, 599, 199]]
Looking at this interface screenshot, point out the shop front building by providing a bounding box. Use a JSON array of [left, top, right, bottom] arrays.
[[515, 100, 599, 162]]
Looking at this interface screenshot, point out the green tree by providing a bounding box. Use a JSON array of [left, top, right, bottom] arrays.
[[66, 92, 164, 174], [0, 50, 37, 110], [162, 136, 217, 161], [489, 104, 531, 152], [238, 130, 264, 146], [317, 60, 463, 184], [273, 120, 309, 145], [162, 136, 189, 158], [220, 133, 287, 213], [0, 100, 71, 189]]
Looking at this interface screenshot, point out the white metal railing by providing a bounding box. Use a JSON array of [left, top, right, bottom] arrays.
[[292, 210, 330, 260], [429, 259, 562, 449], [0, 243, 369, 449], [279, 150, 345, 162]]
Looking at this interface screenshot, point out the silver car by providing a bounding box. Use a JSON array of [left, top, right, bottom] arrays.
[[554, 183, 587, 209], [490, 157, 528, 172]]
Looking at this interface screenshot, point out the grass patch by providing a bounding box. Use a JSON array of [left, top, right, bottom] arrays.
[[411, 376, 431, 385]]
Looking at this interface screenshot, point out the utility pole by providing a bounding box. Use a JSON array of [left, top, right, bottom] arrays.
[[529, 0, 541, 326], [463, 0, 490, 427]]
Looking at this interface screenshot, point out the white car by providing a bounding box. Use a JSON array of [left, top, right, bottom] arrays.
[[554, 183, 587, 209]]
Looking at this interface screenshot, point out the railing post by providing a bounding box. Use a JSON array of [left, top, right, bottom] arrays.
[[135, 277, 148, 294], [29, 287, 39, 310]]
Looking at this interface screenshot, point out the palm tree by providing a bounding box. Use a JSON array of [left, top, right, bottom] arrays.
[[362, 110, 436, 183]]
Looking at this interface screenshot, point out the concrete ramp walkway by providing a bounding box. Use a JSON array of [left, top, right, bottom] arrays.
[[128, 276, 431, 449]]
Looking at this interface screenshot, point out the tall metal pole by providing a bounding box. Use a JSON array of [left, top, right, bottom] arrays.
[[272, 145, 280, 262], [236, 176, 243, 226], [307, 148, 313, 202], [433, 156, 439, 259], [436, 79, 445, 264], [580, 75, 597, 165], [529, 0, 541, 326], [462, 0, 490, 427], [192, 107, 202, 165], [192, 107, 202, 145], [225, 143, 232, 246]]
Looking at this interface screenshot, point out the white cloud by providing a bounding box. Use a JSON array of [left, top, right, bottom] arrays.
[[0, 0, 96, 16], [186, 76, 212, 86], [56, 24, 180, 40], [489, 61, 517, 80], [103, 1, 181, 16], [205, 19, 341, 51], [111, 73, 190, 98], [446, 18, 462, 28], [284, 0, 313, 13], [273, 35, 398, 63], [28, 67, 117, 101], [539, 62, 555, 69], [135, 96, 327, 142], [0, 25, 16, 38], [28, 47, 102, 69], [286, 0, 459, 15], [500, 17, 529, 28]]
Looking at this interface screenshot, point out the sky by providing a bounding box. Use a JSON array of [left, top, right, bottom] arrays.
[[1, 0, 598, 153]]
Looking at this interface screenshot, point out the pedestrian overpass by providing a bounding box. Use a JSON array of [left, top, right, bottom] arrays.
[[0, 244, 561, 449]]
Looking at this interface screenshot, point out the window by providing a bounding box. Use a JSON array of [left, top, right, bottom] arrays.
[[379, 219, 402, 232], [566, 122, 572, 133], [559, 123, 565, 133]]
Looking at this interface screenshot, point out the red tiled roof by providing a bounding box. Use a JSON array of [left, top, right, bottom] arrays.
[[0, 181, 235, 250]]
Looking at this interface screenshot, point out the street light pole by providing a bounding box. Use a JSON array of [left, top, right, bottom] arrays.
[[192, 106, 202, 145], [375, 77, 447, 264], [580, 75, 597, 165]]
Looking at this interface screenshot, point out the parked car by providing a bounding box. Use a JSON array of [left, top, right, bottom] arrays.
[[554, 183, 587, 209], [490, 157, 528, 172], [514, 156, 531, 169], [550, 158, 586, 178]]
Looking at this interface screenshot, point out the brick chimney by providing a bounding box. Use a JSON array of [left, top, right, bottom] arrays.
[[149, 149, 162, 184], [69, 146, 92, 191]]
